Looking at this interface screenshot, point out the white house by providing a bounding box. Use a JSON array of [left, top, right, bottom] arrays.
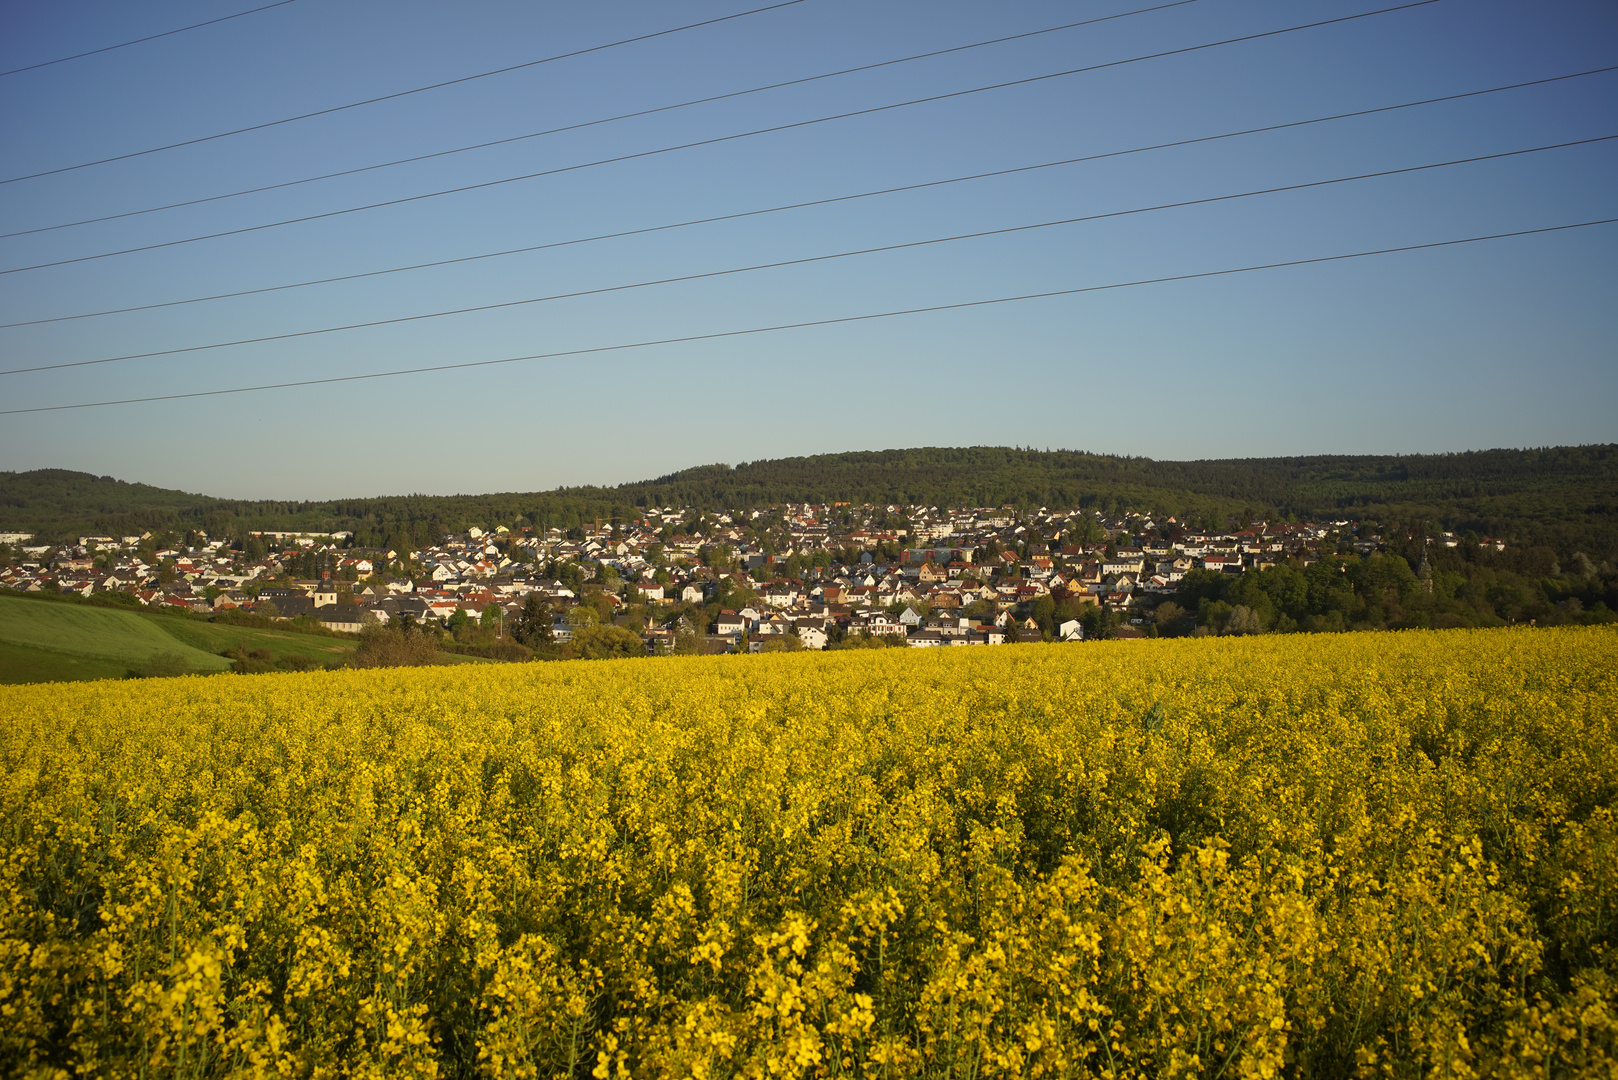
[[794, 624, 828, 650]]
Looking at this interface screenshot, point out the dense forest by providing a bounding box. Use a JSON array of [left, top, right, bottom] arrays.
[[3, 444, 1615, 559]]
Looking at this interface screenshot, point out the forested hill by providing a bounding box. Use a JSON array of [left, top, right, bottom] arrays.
[[639, 446, 1617, 529], [3, 444, 1615, 556]]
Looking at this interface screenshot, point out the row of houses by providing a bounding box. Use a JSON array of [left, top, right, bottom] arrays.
[[3, 504, 1449, 648]]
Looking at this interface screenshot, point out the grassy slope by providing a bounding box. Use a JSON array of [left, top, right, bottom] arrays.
[[153, 618, 356, 666], [0, 641, 130, 685], [0, 595, 357, 684], [0, 597, 229, 671]]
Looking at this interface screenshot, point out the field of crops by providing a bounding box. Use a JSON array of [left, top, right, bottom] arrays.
[[1, 628, 1613, 1077]]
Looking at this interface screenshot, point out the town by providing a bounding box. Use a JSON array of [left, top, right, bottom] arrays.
[[0, 504, 1499, 654]]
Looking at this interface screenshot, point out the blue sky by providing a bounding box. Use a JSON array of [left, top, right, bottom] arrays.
[[1, 0, 1613, 500]]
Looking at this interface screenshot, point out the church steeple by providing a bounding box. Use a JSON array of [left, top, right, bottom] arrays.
[[1417, 544, 1434, 594]]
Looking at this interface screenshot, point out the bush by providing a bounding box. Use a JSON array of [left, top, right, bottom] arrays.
[[89, 591, 143, 609], [352, 624, 443, 668], [213, 609, 277, 630], [131, 652, 190, 679], [223, 644, 273, 674], [486, 641, 533, 663], [1224, 604, 1263, 635], [560, 623, 645, 660], [828, 631, 906, 650]]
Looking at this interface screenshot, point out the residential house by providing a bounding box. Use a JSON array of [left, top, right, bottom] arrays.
[[316, 608, 367, 634], [761, 581, 798, 608], [793, 622, 828, 650]]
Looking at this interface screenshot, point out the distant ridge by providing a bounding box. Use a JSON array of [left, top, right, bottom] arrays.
[[3, 445, 1614, 556]]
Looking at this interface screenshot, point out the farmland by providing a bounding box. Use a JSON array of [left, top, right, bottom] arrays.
[[0, 593, 232, 675], [0, 628, 1613, 1076], [0, 593, 356, 683]]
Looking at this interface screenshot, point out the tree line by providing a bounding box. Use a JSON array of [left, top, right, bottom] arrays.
[[4, 443, 1614, 561]]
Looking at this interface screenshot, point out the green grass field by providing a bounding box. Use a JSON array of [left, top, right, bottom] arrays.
[[153, 617, 358, 667], [0, 594, 356, 684], [0, 640, 131, 684]]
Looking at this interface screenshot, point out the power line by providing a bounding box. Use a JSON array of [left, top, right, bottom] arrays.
[[5, 65, 1607, 331], [4, 219, 1610, 417], [1, 1, 1205, 240], [6, 135, 1608, 377], [0, 1, 1440, 277], [0, 1, 807, 185], [0, 0, 300, 78]]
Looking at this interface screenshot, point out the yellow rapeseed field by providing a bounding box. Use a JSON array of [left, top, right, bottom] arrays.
[[1, 628, 1614, 1078]]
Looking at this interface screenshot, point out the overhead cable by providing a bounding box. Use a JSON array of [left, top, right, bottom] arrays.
[[2, 0, 1205, 239], [4, 219, 1611, 416], [0, 0, 1441, 276], [0, 0, 808, 184], [5, 134, 1608, 377], [4, 65, 1608, 330], [0, 0, 299, 78]]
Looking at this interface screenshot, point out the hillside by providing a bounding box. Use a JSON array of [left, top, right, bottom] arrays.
[[4, 444, 1615, 557], [0, 595, 230, 681], [637, 445, 1618, 538], [0, 594, 356, 684], [0, 468, 221, 536]]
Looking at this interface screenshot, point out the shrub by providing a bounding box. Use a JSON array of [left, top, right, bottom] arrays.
[[351, 623, 443, 668], [485, 641, 533, 663], [131, 652, 190, 679], [560, 623, 645, 660]]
